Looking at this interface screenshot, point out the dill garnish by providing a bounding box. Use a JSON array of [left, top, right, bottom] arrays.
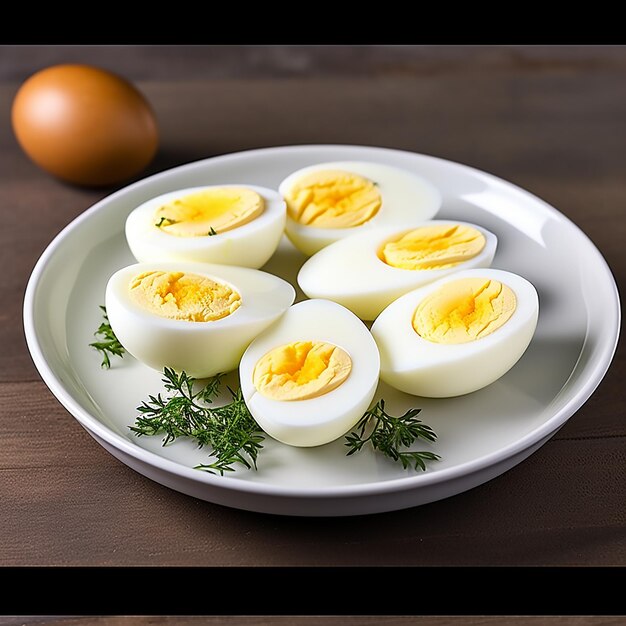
[[89, 306, 125, 369], [345, 400, 440, 471], [131, 369, 440, 476], [155, 216, 177, 228], [130, 367, 264, 476]]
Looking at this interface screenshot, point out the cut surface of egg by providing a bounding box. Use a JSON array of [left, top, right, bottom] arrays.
[[371, 268, 539, 398], [239, 299, 380, 447], [278, 161, 442, 256], [125, 184, 286, 269], [298, 221, 497, 321], [105, 261, 295, 377]]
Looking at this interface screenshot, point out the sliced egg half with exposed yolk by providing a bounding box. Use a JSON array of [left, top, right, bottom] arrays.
[[371, 268, 539, 397], [278, 161, 442, 256], [298, 220, 497, 321], [125, 184, 286, 269], [105, 261, 295, 378], [239, 299, 380, 447]]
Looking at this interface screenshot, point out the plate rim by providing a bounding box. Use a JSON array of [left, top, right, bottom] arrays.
[[23, 144, 622, 499]]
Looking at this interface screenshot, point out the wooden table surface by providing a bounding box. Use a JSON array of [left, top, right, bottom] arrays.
[[3, 618, 626, 626], [0, 46, 624, 570]]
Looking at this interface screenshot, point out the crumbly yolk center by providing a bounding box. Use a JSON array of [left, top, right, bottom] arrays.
[[129, 270, 241, 322], [284, 170, 382, 228], [253, 341, 352, 401], [412, 277, 516, 344], [380, 224, 486, 270], [153, 187, 264, 237]]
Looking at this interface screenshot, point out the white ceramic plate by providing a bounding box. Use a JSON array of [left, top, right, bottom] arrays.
[[23, 145, 620, 516]]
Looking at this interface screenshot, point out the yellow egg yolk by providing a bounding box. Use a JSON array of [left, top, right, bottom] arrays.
[[153, 187, 264, 237], [129, 270, 241, 322], [380, 224, 486, 270], [284, 170, 382, 228], [253, 341, 352, 401], [412, 277, 516, 344]]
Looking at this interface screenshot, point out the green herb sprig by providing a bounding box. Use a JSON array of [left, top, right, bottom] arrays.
[[90, 306, 125, 369], [91, 307, 440, 474], [130, 367, 264, 475], [130, 369, 440, 475], [345, 400, 440, 470], [155, 216, 178, 228]]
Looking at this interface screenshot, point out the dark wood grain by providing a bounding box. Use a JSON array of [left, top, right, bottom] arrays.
[[0, 615, 624, 626], [3, 45, 626, 81], [0, 45, 624, 567]]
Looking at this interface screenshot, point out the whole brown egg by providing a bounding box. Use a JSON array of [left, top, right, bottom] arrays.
[[11, 64, 158, 186]]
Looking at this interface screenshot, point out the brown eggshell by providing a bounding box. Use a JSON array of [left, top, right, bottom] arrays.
[[11, 64, 158, 186]]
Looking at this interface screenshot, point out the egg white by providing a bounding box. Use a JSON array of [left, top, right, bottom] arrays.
[[105, 261, 295, 378], [298, 220, 498, 321], [279, 161, 442, 256], [239, 299, 381, 447], [371, 268, 539, 398], [125, 184, 286, 269]]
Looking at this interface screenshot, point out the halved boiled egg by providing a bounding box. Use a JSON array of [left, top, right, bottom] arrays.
[[371, 268, 539, 397], [105, 261, 295, 377], [239, 299, 380, 447], [278, 161, 442, 256], [125, 184, 286, 269], [298, 221, 497, 321]]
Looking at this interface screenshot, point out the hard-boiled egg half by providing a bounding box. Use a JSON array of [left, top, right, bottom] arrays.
[[239, 299, 380, 447], [125, 184, 286, 269], [105, 261, 295, 378], [298, 221, 497, 321], [371, 268, 539, 398], [278, 161, 442, 256]]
